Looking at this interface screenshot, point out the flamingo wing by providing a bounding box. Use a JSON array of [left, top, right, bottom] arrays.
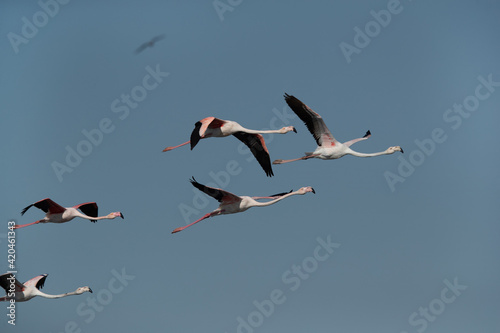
[[0, 273, 25, 292], [23, 274, 48, 290], [284, 93, 338, 147], [74, 202, 99, 222], [190, 117, 226, 150], [268, 190, 293, 197], [190, 177, 241, 203], [232, 132, 274, 177], [21, 198, 65, 216]]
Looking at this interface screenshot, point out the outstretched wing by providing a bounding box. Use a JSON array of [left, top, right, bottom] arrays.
[[74, 202, 98, 221], [190, 117, 226, 150], [23, 274, 48, 290], [190, 177, 241, 203], [232, 132, 273, 177], [284, 93, 338, 147], [0, 273, 25, 292], [21, 198, 65, 216]]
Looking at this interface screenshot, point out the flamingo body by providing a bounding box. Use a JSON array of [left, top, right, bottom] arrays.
[[163, 117, 296, 177], [273, 94, 403, 165], [15, 198, 124, 229], [0, 273, 92, 302], [172, 177, 314, 234]]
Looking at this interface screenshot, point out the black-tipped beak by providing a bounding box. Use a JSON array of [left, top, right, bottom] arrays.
[[311, 188, 316, 194], [400, 148, 404, 154], [120, 213, 124, 219], [293, 127, 297, 133], [89, 288, 93, 293]]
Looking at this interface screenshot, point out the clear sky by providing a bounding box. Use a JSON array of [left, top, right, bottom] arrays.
[[1, 1, 499, 332]]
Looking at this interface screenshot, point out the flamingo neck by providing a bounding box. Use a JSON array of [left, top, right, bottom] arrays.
[[74, 211, 112, 221], [347, 149, 389, 158], [37, 290, 80, 299], [250, 192, 300, 207], [234, 124, 285, 135]]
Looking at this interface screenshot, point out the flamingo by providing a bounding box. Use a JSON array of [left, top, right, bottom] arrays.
[[171, 177, 315, 234], [135, 34, 165, 54], [273, 94, 403, 165], [14, 198, 124, 229], [0, 273, 92, 302], [163, 117, 297, 177]]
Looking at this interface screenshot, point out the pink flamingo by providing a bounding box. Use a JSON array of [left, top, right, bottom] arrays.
[[0, 273, 92, 302], [163, 117, 296, 177], [172, 177, 315, 234], [273, 94, 403, 165], [15, 198, 124, 229]]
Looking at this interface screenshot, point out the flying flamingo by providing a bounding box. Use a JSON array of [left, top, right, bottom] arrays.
[[14, 198, 124, 229], [163, 117, 297, 177], [135, 34, 165, 54], [273, 94, 403, 165], [0, 273, 92, 302], [171, 177, 315, 234]]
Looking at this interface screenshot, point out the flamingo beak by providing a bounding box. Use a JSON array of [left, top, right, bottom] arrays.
[[120, 213, 124, 219], [89, 288, 93, 293], [292, 127, 297, 133], [400, 147, 404, 154], [311, 188, 316, 194]]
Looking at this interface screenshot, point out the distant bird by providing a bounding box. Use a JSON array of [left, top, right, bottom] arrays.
[[0, 273, 92, 302], [171, 177, 315, 234], [14, 198, 124, 229], [273, 93, 403, 165], [135, 34, 165, 54], [163, 117, 296, 177]]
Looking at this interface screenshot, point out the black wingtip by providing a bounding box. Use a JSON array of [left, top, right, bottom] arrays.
[[20, 205, 31, 216]]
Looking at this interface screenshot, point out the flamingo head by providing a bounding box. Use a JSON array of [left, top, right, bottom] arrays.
[[298, 186, 315, 195], [280, 126, 297, 134], [108, 212, 124, 219], [76, 286, 93, 294], [387, 146, 404, 154]]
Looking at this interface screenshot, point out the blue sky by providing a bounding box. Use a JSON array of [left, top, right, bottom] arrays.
[[1, 1, 499, 332]]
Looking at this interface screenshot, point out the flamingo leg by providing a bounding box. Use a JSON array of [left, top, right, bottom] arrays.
[[172, 213, 213, 234], [163, 141, 190, 152], [273, 154, 320, 164], [14, 220, 43, 229]]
